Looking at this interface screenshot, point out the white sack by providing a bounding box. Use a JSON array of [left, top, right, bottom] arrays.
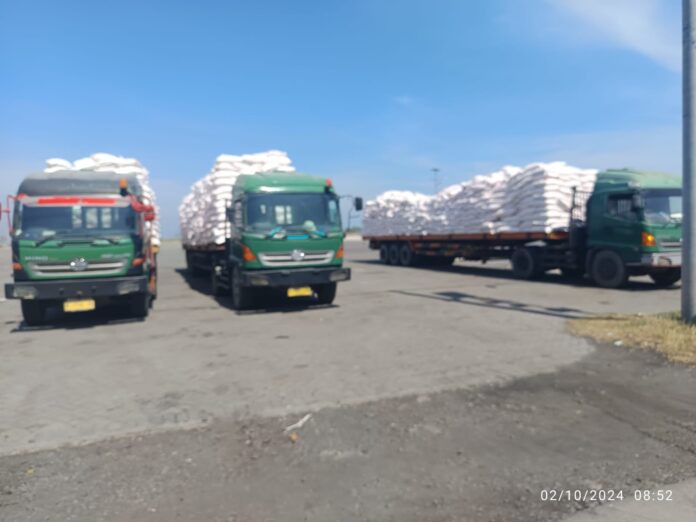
[[43, 153, 161, 246], [179, 150, 297, 247], [363, 162, 597, 237]]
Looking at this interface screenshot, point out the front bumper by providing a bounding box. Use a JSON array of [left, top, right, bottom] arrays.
[[241, 267, 351, 287], [639, 251, 682, 268], [5, 276, 148, 300]]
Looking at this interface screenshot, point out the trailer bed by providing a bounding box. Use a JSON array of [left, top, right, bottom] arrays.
[[363, 230, 569, 243], [182, 243, 226, 252]]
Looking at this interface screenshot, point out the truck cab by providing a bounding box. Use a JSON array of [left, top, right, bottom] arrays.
[[584, 169, 682, 287], [3, 171, 157, 325], [211, 172, 356, 309]]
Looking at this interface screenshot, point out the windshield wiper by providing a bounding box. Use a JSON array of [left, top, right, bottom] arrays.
[[264, 227, 287, 239], [33, 234, 122, 246], [34, 235, 60, 247], [89, 235, 123, 244], [262, 225, 328, 239]]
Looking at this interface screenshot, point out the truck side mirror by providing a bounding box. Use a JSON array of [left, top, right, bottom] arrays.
[[354, 197, 363, 211]]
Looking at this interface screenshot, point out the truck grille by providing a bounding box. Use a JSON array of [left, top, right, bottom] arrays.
[[29, 260, 127, 277], [661, 239, 682, 249], [258, 250, 334, 267]]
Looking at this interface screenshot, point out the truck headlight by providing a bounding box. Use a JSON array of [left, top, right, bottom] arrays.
[[117, 281, 141, 295], [329, 271, 349, 282], [657, 256, 673, 267], [14, 286, 38, 299], [249, 275, 270, 286]]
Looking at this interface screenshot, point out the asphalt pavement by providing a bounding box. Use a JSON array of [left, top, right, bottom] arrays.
[[1, 240, 694, 521]]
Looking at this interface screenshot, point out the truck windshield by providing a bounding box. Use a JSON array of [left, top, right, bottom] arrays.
[[643, 189, 682, 226], [245, 193, 341, 233], [16, 205, 137, 241]]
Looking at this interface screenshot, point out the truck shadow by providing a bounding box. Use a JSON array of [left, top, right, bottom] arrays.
[[174, 268, 337, 315], [11, 305, 144, 333], [354, 259, 675, 292], [391, 290, 588, 320]]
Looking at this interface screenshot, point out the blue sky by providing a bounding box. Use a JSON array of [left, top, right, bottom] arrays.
[[0, 0, 682, 237]]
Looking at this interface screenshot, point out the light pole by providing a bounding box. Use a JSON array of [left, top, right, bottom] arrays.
[[683, 0, 696, 322], [431, 168, 441, 194]]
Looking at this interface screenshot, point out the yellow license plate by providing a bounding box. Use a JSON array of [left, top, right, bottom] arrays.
[[63, 299, 96, 313], [287, 286, 313, 298]]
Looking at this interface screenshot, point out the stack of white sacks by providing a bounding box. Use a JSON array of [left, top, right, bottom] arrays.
[[43, 153, 161, 246], [363, 162, 598, 236], [179, 150, 295, 247]]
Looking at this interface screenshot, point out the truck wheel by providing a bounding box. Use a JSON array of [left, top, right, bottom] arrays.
[[591, 250, 628, 288], [388, 244, 400, 265], [399, 244, 415, 266], [315, 283, 337, 305], [649, 268, 681, 287], [149, 269, 157, 308], [231, 265, 253, 310], [130, 293, 150, 318], [21, 301, 46, 327], [379, 244, 390, 264], [511, 248, 543, 280]]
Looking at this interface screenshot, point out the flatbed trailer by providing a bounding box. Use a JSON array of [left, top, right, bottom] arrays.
[[364, 169, 685, 288], [364, 229, 577, 274]]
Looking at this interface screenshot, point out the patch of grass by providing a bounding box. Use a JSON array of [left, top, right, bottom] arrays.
[[569, 312, 696, 365]]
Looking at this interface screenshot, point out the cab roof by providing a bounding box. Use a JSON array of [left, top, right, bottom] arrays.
[[18, 170, 143, 197], [234, 171, 332, 194], [595, 168, 681, 192]]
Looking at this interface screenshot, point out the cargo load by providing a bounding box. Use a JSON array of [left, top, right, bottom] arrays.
[[179, 150, 295, 248], [43, 153, 161, 246], [363, 162, 598, 237]]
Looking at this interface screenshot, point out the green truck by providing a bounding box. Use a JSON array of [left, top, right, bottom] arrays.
[[366, 169, 682, 288], [184, 172, 361, 309], [3, 171, 158, 325]]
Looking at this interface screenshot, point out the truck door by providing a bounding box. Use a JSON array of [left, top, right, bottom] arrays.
[[228, 199, 245, 263], [591, 193, 641, 263]]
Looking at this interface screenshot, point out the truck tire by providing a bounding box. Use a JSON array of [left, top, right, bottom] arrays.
[[231, 265, 254, 310], [649, 268, 681, 287], [511, 247, 543, 280], [315, 283, 337, 305], [399, 244, 415, 266], [590, 250, 628, 288], [379, 244, 390, 264], [130, 293, 150, 319], [21, 301, 46, 327], [149, 268, 157, 308], [388, 244, 400, 265]]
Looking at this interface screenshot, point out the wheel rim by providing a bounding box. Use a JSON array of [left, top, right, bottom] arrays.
[[515, 252, 531, 274], [389, 247, 399, 264], [380, 246, 389, 262]]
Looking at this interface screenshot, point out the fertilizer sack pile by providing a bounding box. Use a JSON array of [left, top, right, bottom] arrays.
[[44, 153, 161, 246], [179, 150, 295, 247], [363, 162, 598, 236]]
